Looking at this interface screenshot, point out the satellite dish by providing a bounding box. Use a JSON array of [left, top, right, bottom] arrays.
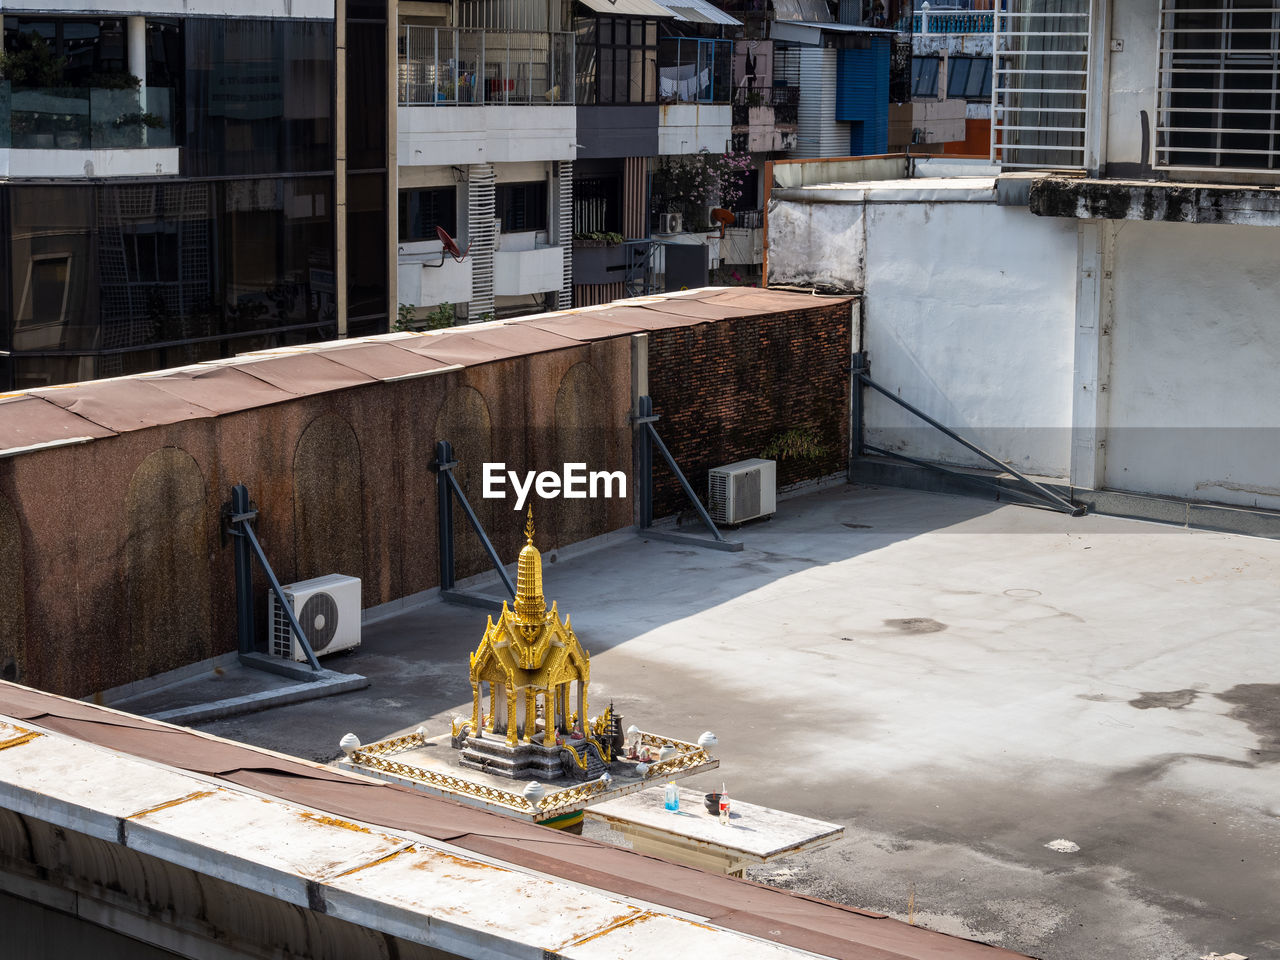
[[708, 208, 735, 239], [437, 226, 470, 261], [425, 226, 472, 267]]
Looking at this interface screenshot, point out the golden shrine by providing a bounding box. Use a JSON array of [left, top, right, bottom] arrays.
[[454, 509, 618, 781], [340, 509, 719, 832]]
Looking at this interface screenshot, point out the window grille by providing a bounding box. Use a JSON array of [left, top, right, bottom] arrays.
[[1156, 1, 1280, 172], [991, 0, 1091, 170]]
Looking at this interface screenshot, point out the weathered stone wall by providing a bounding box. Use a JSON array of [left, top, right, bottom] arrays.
[[0, 295, 856, 697], [0, 341, 633, 696], [646, 302, 853, 519]]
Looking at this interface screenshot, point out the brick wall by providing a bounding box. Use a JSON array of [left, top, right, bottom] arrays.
[[647, 300, 853, 519]]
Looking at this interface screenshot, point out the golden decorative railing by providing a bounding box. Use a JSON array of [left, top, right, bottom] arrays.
[[346, 727, 715, 818]]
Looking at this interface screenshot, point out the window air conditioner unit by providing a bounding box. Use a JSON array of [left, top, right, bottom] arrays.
[[657, 212, 683, 234], [708, 458, 776, 525], [269, 574, 362, 661]]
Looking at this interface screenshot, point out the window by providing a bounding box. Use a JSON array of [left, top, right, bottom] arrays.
[[658, 37, 732, 104], [992, 0, 1091, 171], [948, 56, 991, 101], [1158, 0, 1280, 171], [573, 176, 621, 234], [496, 181, 548, 233], [18, 255, 71, 328], [399, 187, 458, 242], [911, 56, 939, 98], [125, 224, 180, 283], [579, 15, 657, 105]]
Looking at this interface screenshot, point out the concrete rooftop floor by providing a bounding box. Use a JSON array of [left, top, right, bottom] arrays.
[[196, 484, 1280, 960]]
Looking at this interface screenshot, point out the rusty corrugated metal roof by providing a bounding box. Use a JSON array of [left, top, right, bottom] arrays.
[[0, 289, 853, 452]]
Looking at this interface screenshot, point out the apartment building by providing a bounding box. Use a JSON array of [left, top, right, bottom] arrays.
[[0, 0, 394, 391], [768, 0, 1280, 532]]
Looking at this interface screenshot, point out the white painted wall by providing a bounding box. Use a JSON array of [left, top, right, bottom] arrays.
[[0, 147, 179, 179], [1103, 219, 1280, 510], [767, 200, 865, 291], [770, 184, 1077, 477], [656, 104, 732, 155], [1104, 0, 1160, 170], [398, 106, 575, 167], [494, 245, 564, 296], [398, 255, 473, 307], [861, 200, 1078, 478]]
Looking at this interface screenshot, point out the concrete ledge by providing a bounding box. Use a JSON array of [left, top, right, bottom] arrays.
[[1028, 174, 1280, 227], [94, 651, 241, 708], [850, 455, 1280, 538], [148, 668, 369, 725]]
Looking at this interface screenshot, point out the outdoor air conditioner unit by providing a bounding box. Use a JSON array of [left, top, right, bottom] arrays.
[[657, 212, 683, 234], [708, 458, 777, 525], [269, 573, 362, 661]]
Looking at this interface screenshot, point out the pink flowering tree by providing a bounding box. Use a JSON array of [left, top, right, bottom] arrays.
[[652, 150, 756, 232]]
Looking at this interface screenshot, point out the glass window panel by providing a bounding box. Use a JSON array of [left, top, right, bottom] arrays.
[[347, 20, 387, 171], [346, 173, 386, 321], [630, 48, 646, 103], [398, 186, 458, 241], [185, 19, 334, 177], [912, 57, 938, 98], [496, 181, 548, 233]]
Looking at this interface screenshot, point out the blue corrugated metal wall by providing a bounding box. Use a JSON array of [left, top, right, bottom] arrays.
[[835, 39, 889, 155]]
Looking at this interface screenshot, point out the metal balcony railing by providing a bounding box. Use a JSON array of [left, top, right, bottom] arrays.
[[732, 84, 799, 126], [398, 25, 574, 106], [915, 10, 994, 34]]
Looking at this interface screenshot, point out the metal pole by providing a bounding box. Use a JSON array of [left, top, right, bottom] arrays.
[[644, 420, 727, 542], [636, 394, 654, 529], [239, 522, 322, 671], [444, 472, 517, 598], [433, 440, 457, 592], [849, 351, 866, 481], [229, 485, 256, 656], [858, 372, 1083, 516]]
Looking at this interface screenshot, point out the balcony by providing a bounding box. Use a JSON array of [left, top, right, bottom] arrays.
[[399, 245, 474, 310], [0, 82, 180, 178], [658, 37, 733, 106], [397, 26, 576, 165], [398, 26, 573, 106], [495, 235, 564, 297], [914, 9, 994, 34], [730, 84, 798, 152]]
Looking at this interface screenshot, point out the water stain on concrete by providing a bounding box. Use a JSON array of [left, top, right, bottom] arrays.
[[842, 522, 873, 530], [1111, 752, 1253, 787], [1129, 689, 1199, 710], [1216, 683, 1280, 764], [884, 618, 947, 634]]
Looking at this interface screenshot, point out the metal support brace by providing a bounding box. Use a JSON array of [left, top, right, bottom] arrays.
[[223, 484, 322, 672], [849, 352, 867, 479], [634, 395, 743, 552], [430, 440, 517, 608], [853, 368, 1085, 517]]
